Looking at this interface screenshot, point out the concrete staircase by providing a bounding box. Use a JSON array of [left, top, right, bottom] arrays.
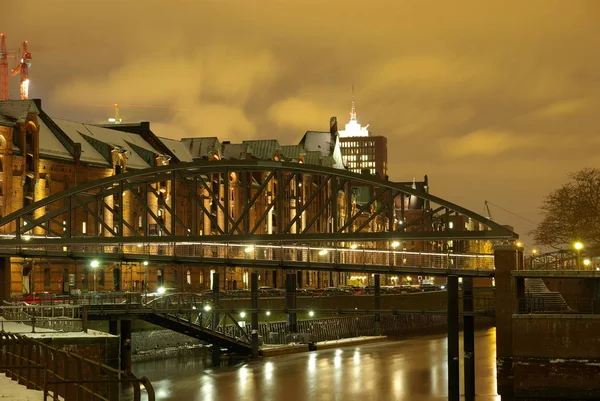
[[524, 278, 570, 313]]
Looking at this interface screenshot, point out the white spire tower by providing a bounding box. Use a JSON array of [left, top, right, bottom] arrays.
[[338, 86, 369, 138]]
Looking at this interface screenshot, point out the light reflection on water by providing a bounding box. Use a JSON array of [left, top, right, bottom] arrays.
[[131, 329, 499, 401]]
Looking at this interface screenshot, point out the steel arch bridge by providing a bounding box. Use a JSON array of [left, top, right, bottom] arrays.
[[0, 160, 516, 276]]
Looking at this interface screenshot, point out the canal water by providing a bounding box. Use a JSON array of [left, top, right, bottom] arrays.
[[132, 328, 499, 401]]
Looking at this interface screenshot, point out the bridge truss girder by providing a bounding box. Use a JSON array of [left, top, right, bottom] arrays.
[[0, 160, 517, 248]]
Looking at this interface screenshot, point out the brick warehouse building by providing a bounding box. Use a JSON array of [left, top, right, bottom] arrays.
[[0, 99, 484, 299]]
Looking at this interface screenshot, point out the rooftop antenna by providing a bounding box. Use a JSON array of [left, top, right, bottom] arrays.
[[350, 84, 357, 121]]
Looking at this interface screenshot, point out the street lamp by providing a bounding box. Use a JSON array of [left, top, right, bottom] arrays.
[[143, 261, 149, 302], [574, 242, 584, 268], [90, 260, 100, 299], [583, 258, 591, 268]]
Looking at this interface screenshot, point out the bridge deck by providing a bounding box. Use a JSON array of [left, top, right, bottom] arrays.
[[0, 243, 495, 277]]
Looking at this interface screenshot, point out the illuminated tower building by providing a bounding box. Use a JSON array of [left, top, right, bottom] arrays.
[[338, 95, 387, 178]]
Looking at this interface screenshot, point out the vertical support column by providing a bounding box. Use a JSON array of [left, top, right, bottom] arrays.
[[0, 257, 11, 302], [374, 274, 381, 336], [463, 276, 475, 401], [285, 273, 297, 334], [250, 272, 259, 358], [494, 245, 519, 398], [447, 275, 460, 401], [109, 319, 119, 336], [331, 177, 338, 233], [120, 319, 132, 371], [212, 272, 220, 330]]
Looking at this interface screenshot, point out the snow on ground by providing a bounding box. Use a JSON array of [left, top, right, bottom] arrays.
[[0, 373, 43, 400], [0, 318, 116, 338], [316, 335, 387, 346]]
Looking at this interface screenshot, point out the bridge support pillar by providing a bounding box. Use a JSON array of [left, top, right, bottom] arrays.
[[120, 319, 132, 371], [494, 245, 521, 398], [374, 274, 381, 336], [0, 257, 11, 302], [109, 319, 119, 336], [251, 272, 259, 358], [462, 276, 475, 401], [285, 273, 297, 334], [212, 272, 220, 330], [211, 345, 221, 366], [447, 275, 460, 401]]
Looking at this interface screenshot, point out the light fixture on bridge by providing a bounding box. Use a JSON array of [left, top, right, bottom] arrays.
[[23, 235, 31, 241], [266, 311, 271, 316], [204, 305, 212, 312], [157, 287, 166, 295], [244, 245, 255, 253], [391, 241, 400, 248], [532, 249, 538, 255], [240, 311, 246, 318], [90, 260, 100, 268], [308, 310, 315, 317], [142, 261, 149, 266], [516, 242, 523, 248], [350, 244, 358, 250], [583, 258, 591, 267], [574, 242, 584, 250], [318, 249, 328, 256]]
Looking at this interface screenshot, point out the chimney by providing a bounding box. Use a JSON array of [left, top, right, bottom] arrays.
[[329, 116, 338, 135]]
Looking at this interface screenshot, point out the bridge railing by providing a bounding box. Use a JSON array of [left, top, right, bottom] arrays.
[[517, 297, 600, 314], [2, 242, 495, 271], [0, 331, 154, 401], [1, 303, 83, 332]]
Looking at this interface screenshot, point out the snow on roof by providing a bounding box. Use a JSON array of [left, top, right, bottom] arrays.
[[0, 99, 39, 123], [38, 119, 73, 161], [181, 137, 220, 159], [82, 125, 151, 169], [158, 137, 193, 162], [52, 119, 153, 169], [302, 131, 334, 156], [52, 119, 110, 166]]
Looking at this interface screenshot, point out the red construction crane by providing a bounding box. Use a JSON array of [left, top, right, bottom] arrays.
[[11, 40, 32, 100], [0, 34, 8, 101]]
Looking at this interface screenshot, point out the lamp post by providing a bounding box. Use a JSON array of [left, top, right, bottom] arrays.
[[574, 242, 583, 269], [143, 261, 149, 303], [90, 260, 99, 303]]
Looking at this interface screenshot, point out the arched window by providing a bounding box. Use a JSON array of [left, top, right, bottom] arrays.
[[186, 270, 192, 285]]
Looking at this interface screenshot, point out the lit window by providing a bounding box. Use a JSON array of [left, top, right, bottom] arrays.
[[82, 222, 87, 234]]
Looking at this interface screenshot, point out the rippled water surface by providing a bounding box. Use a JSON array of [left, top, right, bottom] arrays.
[[132, 329, 499, 401]]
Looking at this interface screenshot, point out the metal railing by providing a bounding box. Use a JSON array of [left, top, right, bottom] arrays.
[[1, 303, 83, 332], [0, 242, 495, 272], [517, 297, 600, 314], [0, 331, 154, 401]]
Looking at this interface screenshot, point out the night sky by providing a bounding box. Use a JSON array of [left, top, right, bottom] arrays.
[[4, 0, 600, 247]]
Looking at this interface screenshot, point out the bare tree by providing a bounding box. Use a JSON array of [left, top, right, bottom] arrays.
[[531, 168, 600, 250]]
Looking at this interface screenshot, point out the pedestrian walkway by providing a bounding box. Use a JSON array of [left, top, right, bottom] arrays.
[[0, 373, 43, 400]]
